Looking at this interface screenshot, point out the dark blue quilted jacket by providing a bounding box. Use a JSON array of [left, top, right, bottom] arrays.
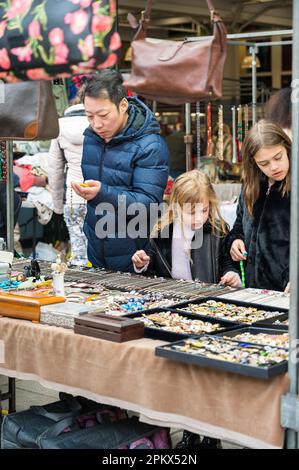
[[81, 97, 169, 271]]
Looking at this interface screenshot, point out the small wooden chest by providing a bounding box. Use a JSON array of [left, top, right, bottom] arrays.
[[74, 313, 144, 342]]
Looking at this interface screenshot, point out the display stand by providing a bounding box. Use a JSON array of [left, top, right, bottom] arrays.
[[184, 29, 293, 168], [281, 0, 299, 449], [0, 378, 16, 413], [6, 141, 14, 253], [183, 26, 299, 447]]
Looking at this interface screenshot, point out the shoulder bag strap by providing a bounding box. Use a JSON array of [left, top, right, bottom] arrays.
[[131, 0, 221, 41]]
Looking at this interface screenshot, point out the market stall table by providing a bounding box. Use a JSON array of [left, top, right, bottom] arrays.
[[0, 316, 289, 449]]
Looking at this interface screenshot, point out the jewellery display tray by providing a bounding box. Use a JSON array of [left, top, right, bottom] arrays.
[[215, 326, 288, 347], [123, 308, 240, 342], [74, 313, 145, 342], [253, 313, 289, 331], [170, 296, 288, 326], [155, 335, 288, 379]]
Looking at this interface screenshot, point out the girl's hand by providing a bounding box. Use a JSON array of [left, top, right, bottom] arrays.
[[220, 271, 242, 288], [71, 180, 101, 201], [230, 239, 247, 262], [132, 250, 150, 269], [284, 282, 290, 294]]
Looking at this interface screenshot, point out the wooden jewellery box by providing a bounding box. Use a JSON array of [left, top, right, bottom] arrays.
[[74, 313, 144, 342], [0, 291, 65, 322]]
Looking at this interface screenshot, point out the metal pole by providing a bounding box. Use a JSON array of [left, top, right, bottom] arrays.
[[286, 0, 299, 449], [231, 106, 237, 164], [250, 46, 258, 125], [187, 29, 293, 43], [184, 103, 193, 171], [6, 141, 14, 253], [115, 0, 119, 71], [253, 40, 293, 47]]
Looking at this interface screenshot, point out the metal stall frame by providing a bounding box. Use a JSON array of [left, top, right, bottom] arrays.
[[2, 21, 298, 447], [187, 26, 299, 448], [281, 0, 299, 450]]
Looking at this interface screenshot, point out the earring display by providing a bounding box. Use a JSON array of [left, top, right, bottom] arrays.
[[221, 330, 289, 349], [176, 299, 286, 325], [237, 105, 243, 161], [196, 101, 201, 165], [206, 102, 213, 157], [231, 106, 237, 164], [127, 310, 238, 340], [273, 318, 289, 327], [217, 104, 224, 161], [244, 104, 249, 138]]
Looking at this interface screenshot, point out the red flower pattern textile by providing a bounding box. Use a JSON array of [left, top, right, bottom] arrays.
[[6, 0, 32, 20], [48, 28, 65, 47], [92, 15, 113, 34], [11, 45, 33, 62], [97, 52, 117, 69], [64, 10, 88, 35], [0, 21, 7, 39], [0, 48, 10, 70], [0, 0, 121, 79], [71, 0, 93, 7], [110, 0, 116, 16], [109, 32, 121, 52], [54, 43, 70, 64], [28, 20, 41, 40], [26, 68, 50, 80], [78, 34, 94, 60]]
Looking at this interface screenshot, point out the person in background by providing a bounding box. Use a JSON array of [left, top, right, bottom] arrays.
[[264, 87, 292, 139], [48, 91, 88, 266], [71, 70, 169, 272], [227, 120, 290, 293], [0, 182, 21, 247]]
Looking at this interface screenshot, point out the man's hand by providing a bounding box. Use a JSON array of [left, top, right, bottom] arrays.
[[71, 180, 101, 201], [284, 282, 290, 294], [132, 250, 150, 269], [230, 239, 247, 262], [220, 271, 242, 288]]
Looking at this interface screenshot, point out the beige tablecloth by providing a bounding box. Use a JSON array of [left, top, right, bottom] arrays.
[[0, 317, 289, 449]]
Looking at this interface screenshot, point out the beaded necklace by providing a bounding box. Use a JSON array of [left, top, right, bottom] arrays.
[[206, 102, 213, 157], [0, 142, 7, 182], [218, 105, 224, 161]]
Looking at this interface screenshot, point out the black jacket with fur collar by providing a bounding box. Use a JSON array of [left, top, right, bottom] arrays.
[[226, 180, 290, 291], [146, 222, 239, 283]]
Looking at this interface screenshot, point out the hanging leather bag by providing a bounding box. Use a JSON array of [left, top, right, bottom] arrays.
[[124, 0, 227, 104], [0, 80, 59, 140], [0, 0, 121, 82]]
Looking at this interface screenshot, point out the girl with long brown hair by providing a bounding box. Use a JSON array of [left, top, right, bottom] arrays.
[[227, 120, 291, 292], [132, 169, 240, 287], [132, 169, 241, 449]]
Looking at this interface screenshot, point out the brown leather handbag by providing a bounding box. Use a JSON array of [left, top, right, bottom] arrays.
[[124, 0, 227, 105], [0, 80, 59, 140]]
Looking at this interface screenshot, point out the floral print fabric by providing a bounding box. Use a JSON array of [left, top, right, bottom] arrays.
[[0, 0, 121, 81]]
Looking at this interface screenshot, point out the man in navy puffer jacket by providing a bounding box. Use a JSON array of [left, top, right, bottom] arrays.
[[71, 71, 169, 271]]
